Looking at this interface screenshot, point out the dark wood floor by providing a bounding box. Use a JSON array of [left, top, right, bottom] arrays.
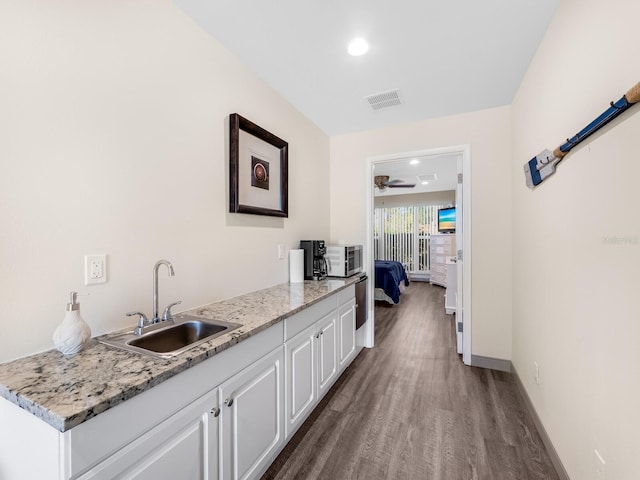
[[263, 282, 560, 480]]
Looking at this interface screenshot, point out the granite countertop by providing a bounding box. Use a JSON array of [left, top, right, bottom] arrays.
[[0, 277, 360, 432]]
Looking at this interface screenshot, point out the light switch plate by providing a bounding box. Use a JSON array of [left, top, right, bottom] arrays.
[[85, 254, 107, 285]]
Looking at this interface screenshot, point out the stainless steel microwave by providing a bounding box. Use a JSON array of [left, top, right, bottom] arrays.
[[326, 245, 363, 277]]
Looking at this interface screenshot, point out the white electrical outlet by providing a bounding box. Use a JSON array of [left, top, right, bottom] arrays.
[[533, 361, 541, 385], [277, 244, 285, 259], [594, 450, 606, 480], [85, 254, 107, 285]]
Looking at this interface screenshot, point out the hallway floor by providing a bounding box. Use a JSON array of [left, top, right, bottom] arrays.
[[263, 282, 560, 480]]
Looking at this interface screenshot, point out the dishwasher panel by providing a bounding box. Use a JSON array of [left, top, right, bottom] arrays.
[[355, 274, 368, 329]]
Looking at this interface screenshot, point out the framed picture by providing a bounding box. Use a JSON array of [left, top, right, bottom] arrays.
[[229, 113, 288, 217]]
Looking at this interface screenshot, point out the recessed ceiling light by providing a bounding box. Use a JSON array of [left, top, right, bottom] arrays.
[[348, 38, 369, 56], [410, 159, 420, 165], [421, 181, 429, 185]]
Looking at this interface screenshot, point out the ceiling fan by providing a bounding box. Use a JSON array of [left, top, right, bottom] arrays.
[[374, 175, 416, 191]]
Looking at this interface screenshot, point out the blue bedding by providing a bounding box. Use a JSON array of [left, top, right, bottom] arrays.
[[374, 260, 409, 303]]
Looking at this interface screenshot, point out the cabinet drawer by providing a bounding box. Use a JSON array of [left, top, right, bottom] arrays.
[[337, 285, 355, 306], [284, 295, 336, 341]]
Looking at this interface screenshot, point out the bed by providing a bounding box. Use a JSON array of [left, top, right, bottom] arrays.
[[374, 260, 410, 304]]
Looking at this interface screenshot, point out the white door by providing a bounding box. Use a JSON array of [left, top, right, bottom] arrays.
[[79, 389, 219, 480], [338, 299, 356, 371], [284, 324, 317, 438], [453, 149, 471, 365], [455, 156, 464, 357], [219, 347, 284, 480], [120, 418, 209, 480], [367, 145, 471, 362], [316, 312, 338, 398]]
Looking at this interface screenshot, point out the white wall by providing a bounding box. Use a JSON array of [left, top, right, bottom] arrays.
[[0, 1, 330, 362], [511, 0, 640, 478], [330, 107, 513, 360], [374, 190, 455, 208]]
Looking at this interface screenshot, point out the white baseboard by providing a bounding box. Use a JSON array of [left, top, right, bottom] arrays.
[[470, 354, 511, 372], [511, 364, 570, 480], [470, 357, 570, 479], [408, 273, 429, 282]]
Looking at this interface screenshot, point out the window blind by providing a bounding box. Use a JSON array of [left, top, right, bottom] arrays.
[[374, 204, 446, 274]]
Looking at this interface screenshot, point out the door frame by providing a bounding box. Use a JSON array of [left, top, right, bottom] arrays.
[[364, 145, 472, 365]]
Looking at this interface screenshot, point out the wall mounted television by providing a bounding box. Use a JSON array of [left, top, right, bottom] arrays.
[[437, 207, 456, 233]]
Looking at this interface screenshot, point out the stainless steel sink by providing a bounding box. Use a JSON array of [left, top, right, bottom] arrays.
[[100, 316, 242, 359]]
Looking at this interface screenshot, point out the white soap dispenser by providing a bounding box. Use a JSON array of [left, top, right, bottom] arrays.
[[53, 292, 92, 355]]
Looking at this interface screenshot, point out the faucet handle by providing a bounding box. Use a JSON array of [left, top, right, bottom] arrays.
[[126, 311, 150, 335], [162, 301, 182, 322]]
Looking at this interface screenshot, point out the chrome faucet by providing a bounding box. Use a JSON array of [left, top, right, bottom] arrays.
[[153, 259, 174, 323], [127, 311, 150, 335]]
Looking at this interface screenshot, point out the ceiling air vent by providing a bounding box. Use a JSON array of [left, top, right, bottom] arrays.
[[417, 173, 438, 183], [365, 89, 401, 111]]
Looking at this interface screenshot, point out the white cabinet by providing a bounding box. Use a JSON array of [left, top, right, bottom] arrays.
[[445, 262, 457, 315], [219, 346, 284, 480], [316, 312, 338, 398], [284, 286, 357, 440], [79, 389, 219, 480], [429, 234, 456, 287], [81, 345, 285, 480], [284, 324, 317, 437], [0, 285, 359, 480], [337, 298, 356, 372], [284, 311, 337, 438]]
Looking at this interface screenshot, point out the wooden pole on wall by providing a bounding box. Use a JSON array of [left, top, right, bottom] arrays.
[[524, 80, 640, 189]]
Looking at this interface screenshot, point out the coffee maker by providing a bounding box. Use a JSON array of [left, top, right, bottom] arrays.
[[299, 240, 328, 280]]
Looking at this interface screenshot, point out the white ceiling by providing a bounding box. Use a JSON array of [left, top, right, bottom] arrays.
[[174, 0, 559, 136], [373, 153, 459, 197]]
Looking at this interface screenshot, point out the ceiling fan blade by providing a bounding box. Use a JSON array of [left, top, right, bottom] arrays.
[[384, 178, 415, 188], [374, 175, 415, 190], [388, 183, 416, 188]]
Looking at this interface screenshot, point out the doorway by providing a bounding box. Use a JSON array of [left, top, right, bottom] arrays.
[[364, 145, 471, 365]]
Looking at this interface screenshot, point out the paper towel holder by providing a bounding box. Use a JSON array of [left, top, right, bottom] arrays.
[[289, 249, 305, 283]]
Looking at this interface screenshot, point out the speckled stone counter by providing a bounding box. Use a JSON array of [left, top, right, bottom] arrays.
[[0, 277, 360, 432]]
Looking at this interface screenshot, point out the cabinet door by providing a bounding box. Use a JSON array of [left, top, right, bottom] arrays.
[[316, 312, 337, 399], [219, 346, 284, 480], [284, 324, 317, 439], [338, 299, 356, 371], [78, 389, 219, 480]]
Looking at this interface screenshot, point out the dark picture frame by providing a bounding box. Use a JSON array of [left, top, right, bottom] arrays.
[[229, 113, 288, 217]]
